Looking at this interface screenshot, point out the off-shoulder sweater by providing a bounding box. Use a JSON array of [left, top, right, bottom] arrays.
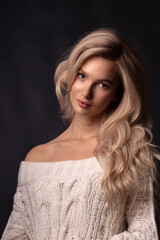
[[2, 157, 158, 240]]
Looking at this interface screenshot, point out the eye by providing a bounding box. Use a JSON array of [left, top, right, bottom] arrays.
[[78, 73, 86, 79], [99, 82, 109, 89]]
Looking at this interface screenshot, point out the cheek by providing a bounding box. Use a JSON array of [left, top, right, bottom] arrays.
[[70, 81, 79, 96], [97, 92, 114, 104], [70, 89, 74, 103], [94, 92, 115, 112], [70, 82, 79, 103]]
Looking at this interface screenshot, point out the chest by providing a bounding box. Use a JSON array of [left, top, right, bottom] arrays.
[[47, 138, 97, 162], [21, 172, 112, 239]]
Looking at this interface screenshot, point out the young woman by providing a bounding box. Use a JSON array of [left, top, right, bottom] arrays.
[[2, 28, 159, 239]]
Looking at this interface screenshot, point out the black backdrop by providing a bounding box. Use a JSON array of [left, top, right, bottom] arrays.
[[1, 0, 160, 236]]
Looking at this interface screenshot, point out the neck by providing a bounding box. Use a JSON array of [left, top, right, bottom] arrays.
[[66, 114, 102, 140]]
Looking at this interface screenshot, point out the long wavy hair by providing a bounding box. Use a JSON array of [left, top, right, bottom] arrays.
[[54, 28, 160, 233]]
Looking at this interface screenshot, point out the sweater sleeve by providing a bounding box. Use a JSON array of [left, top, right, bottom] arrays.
[[1, 187, 29, 240], [111, 175, 158, 240]]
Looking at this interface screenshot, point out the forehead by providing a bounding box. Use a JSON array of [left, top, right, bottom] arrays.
[[80, 56, 119, 80]]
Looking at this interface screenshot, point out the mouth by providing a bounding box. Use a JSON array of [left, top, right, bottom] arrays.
[[77, 99, 91, 108]]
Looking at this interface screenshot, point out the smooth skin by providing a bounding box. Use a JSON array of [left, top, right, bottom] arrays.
[[25, 56, 119, 162]]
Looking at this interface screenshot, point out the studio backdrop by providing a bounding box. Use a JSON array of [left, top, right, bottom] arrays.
[[0, 0, 160, 236]]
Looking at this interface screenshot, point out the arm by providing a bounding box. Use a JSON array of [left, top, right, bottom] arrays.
[[111, 175, 158, 240], [2, 145, 46, 240], [1, 187, 29, 239]]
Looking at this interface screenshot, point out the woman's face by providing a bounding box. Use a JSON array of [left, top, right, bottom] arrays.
[[70, 56, 120, 119]]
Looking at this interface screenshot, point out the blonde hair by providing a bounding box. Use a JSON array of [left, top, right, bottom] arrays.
[[54, 28, 160, 233]]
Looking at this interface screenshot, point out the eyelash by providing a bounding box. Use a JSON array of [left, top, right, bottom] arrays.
[[99, 83, 109, 89], [77, 73, 109, 89], [77, 73, 86, 79]]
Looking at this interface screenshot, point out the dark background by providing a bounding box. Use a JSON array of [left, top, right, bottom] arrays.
[[1, 0, 160, 236]]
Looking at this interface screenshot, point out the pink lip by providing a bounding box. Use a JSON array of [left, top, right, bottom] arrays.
[[77, 99, 91, 108]]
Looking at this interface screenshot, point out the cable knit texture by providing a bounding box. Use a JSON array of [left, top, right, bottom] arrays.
[[2, 157, 158, 240]]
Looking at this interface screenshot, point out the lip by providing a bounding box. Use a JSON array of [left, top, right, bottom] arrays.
[[77, 99, 91, 108]]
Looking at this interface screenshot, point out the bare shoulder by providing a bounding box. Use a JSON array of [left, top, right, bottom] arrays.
[[24, 130, 72, 162], [24, 136, 65, 162], [24, 144, 49, 162]]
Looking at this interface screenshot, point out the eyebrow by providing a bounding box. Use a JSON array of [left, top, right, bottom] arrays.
[[78, 68, 113, 85]]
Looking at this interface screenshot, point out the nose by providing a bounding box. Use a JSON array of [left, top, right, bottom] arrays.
[[82, 82, 93, 99]]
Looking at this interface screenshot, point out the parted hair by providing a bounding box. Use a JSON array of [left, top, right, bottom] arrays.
[[54, 28, 160, 233]]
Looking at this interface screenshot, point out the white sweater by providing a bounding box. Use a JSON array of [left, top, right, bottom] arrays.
[[2, 157, 158, 240]]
